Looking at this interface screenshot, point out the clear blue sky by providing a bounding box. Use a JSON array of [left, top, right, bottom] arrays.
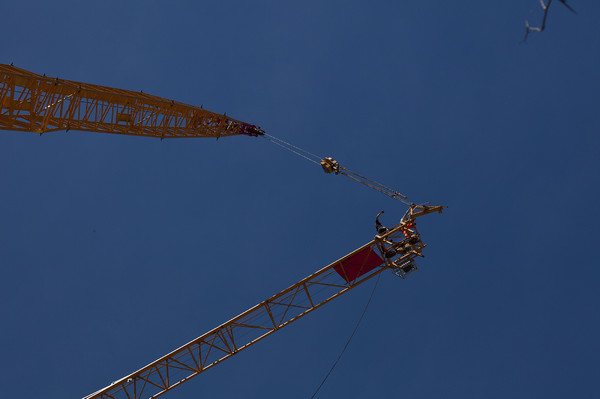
[[2, 1, 599, 398]]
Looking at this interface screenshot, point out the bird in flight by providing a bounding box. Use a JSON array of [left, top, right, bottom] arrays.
[[558, 0, 576, 14]]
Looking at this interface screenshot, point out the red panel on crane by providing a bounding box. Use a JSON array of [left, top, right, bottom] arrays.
[[334, 246, 383, 283]]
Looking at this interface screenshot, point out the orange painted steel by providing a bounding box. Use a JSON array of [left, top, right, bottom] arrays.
[[0, 64, 446, 399], [83, 203, 444, 399], [84, 241, 386, 399], [84, 205, 444, 399], [0, 64, 262, 138]]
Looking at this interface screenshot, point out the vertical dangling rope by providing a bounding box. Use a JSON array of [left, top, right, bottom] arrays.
[[308, 273, 381, 399]]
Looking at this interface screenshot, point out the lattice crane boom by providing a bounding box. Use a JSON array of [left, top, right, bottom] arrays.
[[83, 205, 443, 399], [0, 64, 445, 399], [0, 64, 263, 138]]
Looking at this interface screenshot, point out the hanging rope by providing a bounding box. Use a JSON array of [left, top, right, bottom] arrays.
[[309, 273, 382, 399], [261, 133, 413, 205]]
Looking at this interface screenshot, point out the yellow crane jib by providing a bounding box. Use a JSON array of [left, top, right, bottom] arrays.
[[0, 64, 446, 399], [82, 204, 443, 399], [0, 63, 263, 139]]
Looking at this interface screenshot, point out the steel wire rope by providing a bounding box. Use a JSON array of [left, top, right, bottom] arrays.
[[262, 133, 323, 162], [260, 133, 413, 205], [337, 168, 413, 207], [338, 167, 409, 200], [260, 134, 322, 166], [309, 272, 382, 399]]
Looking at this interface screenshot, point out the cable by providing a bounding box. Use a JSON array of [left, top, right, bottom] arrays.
[[263, 133, 323, 161], [261, 133, 322, 165], [339, 167, 408, 200], [261, 135, 321, 165], [309, 273, 382, 399], [260, 132, 413, 205], [337, 168, 413, 206]]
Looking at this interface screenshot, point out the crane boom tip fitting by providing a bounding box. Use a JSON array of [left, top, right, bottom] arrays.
[[239, 123, 265, 137]]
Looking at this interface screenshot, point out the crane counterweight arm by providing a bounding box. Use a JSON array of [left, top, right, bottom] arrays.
[[0, 64, 263, 138]]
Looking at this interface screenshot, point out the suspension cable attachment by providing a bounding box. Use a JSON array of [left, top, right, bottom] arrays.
[[320, 157, 340, 174]]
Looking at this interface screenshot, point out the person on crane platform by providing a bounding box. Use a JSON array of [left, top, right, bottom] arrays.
[[376, 211, 421, 259], [402, 222, 419, 245], [375, 210, 389, 235], [375, 211, 402, 258]]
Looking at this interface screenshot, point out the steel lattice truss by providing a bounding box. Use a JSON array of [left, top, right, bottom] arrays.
[[0, 64, 262, 138], [0, 63, 447, 399], [83, 241, 390, 399], [82, 205, 442, 399]]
